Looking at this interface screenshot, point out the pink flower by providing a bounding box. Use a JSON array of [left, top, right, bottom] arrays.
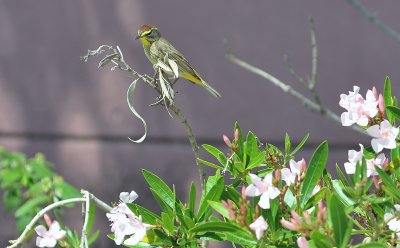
[[245, 173, 280, 209], [366, 120, 399, 153], [339, 86, 378, 126], [366, 153, 386, 177], [249, 216, 268, 240], [297, 237, 309, 248], [344, 144, 364, 175], [281, 159, 306, 186], [35, 221, 66, 248], [106, 191, 152, 245]]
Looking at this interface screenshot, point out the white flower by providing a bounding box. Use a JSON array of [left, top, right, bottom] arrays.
[[344, 144, 364, 175], [339, 86, 378, 126], [366, 120, 399, 153], [119, 191, 138, 204], [281, 159, 305, 186], [249, 216, 268, 240], [366, 153, 386, 177], [35, 221, 66, 248], [245, 173, 280, 209], [106, 191, 152, 245], [384, 205, 400, 239]]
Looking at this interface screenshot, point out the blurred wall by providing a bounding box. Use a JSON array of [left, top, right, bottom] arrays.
[[1, 1, 399, 247]]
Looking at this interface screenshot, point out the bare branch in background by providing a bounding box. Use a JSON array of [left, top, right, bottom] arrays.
[[347, 0, 400, 45], [225, 18, 366, 136]]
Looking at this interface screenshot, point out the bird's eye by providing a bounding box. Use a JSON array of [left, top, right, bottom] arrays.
[[145, 30, 153, 36]]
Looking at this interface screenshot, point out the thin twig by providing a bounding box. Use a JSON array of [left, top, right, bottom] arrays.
[[347, 0, 400, 45], [168, 104, 204, 188], [80, 190, 90, 248], [284, 55, 308, 88], [225, 52, 366, 135], [7, 191, 112, 248], [308, 17, 318, 90]]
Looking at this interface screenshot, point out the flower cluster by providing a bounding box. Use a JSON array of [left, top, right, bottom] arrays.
[[106, 191, 152, 246], [340, 86, 398, 172]]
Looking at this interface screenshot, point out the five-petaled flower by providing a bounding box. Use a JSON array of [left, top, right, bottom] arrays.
[[245, 173, 280, 209], [366, 120, 399, 153], [35, 220, 66, 248], [106, 191, 152, 246], [384, 205, 400, 240], [249, 216, 268, 240], [282, 159, 306, 186], [339, 86, 378, 127]]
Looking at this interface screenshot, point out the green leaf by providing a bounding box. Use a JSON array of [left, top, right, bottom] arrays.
[[202, 144, 227, 166], [234, 122, 245, 158], [300, 141, 328, 208], [197, 158, 224, 170], [311, 231, 332, 248], [189, 182, 196, 216], [208, 200, 231, 219], [197, 178, 224, 221], [129, 204, 160, 225], [142, 169, 174, 209], [189, 221, 244, 234], [387, 105, 400, 120], [247, 151, 266, 170], [329, 193, 350, 247], [290, 133, 309, 156], [87, 230, 100, 245], [284, 189, 296, 208], [15, 196, 49, 217], [335, 164, 350, 187], [284, 133, 291, 154], [354, 242, 388, 248], [161, 212, 175, 234], [384, 76, 394, 124], [224, 231, 257, 246], [375, 166, 400, 200], [332, 180, 355, 207]]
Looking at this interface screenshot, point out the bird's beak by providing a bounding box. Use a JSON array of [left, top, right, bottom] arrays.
[[135, 35, 142, 40]]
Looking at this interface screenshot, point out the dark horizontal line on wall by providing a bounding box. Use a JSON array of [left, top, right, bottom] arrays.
[[0, 131, 354, 150]]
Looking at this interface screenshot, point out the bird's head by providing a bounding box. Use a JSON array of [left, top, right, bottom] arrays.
[[136, 24, 161, 44]]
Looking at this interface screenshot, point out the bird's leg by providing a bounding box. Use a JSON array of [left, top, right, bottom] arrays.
[[149, 96, 164, 107]]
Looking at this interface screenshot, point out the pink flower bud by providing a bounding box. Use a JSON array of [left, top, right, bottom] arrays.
[[382, 158, 390, 169], [241, 185, 246, 198], [372, 175, 380, 188], [302, 211, 312, 225], [280, 218, 298, 231], [44, 214, 52, 227], [223, 134, 232, 148], [378, 94, 385, 113], [299, 158, 307, 172], [274, 169, 281, 181], [297, 237, 309, 248], [290, 211, 302, 225], [234, 129, 239, 141], [372, 87, 378, 99]]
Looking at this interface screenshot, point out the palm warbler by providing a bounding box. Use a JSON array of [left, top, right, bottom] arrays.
[[135, 24, 221, 97]]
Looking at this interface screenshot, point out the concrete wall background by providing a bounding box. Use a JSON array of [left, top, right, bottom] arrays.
[[1, 1, 399, 247]]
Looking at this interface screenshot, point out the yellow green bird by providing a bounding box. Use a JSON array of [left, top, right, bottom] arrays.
[[135, 24, 221, 98]]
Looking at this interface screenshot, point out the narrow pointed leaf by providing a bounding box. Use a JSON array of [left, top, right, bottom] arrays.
[[300, 141, 328, 208]]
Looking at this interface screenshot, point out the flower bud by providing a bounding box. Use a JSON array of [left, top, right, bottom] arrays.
[[372, 86, 378, 99], [44, 214, 52, 227], [280, 218, 298, 231], [274, 169, 281, 181], [223, 134, 232, 148], [378, 94, 385, 113], [234, 129, 239, 141], [297, 237, 309, 248], [299, 158, 307, 172]]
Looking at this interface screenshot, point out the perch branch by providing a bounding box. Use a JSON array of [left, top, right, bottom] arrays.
[[82, 46, 205, 187], [7, 191, 112, 248], [347, 0, 400, 45]]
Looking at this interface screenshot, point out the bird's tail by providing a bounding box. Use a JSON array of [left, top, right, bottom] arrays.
[[201, 80, 221, 98]]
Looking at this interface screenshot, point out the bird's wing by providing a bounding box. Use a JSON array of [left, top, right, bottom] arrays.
[[153, 39, 202, 82]]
